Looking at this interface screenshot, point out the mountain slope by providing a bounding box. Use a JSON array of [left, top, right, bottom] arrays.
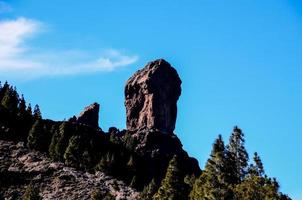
[[0, 140, 138, 199]]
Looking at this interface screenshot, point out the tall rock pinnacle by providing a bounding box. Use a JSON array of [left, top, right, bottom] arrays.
[[125, 59, 182, 133]]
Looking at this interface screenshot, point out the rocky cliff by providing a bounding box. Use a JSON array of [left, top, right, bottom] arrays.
[[123, 59, 200, 187], [125, 59, 181, 133], [69, 102, 100, 129]]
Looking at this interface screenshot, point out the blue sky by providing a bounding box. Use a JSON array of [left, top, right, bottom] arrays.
[[0, 0, 301, 198]]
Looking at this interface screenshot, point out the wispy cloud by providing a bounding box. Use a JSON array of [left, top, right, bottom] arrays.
[[0, 17, 138, 80], [0, 1, 12, 13]]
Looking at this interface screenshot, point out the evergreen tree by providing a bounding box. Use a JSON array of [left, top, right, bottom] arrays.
[[49, 122, 73, 161], [27, 119, 48, 151], [81, 150, 93, 170], [248, 152, 265, 177], [27, 103, 33, 116], [64, 135, 82, 167], [18, 95, 27, 115], [253, 152, 264, 176], [226, 126, 249, 184], [234, 148, 291, 199], [33, 104, 42, 119], [95, 152, 117, 174], [1, 86, 19, 115], [16, 98, 34, 142], [153, 155, 187, 200], [0, 85, 22, 140], [0, 81, 9, 102], [205, 135, 226, 177], [190, 135, 232, 200], [234, 174, 290, 200]]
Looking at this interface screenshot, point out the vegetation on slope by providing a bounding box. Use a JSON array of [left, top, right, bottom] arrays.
[[0, 81, 291, 199]]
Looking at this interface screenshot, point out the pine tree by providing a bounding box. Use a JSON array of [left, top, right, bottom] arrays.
[[248, 152, 265, 177], [16, 98, 34, 142], [226, 126, 249, 184], [64, 135, 82, 167], [95, 152, 117, 174], [1, 86, 19, 114], [18, 95, 27, 116], [27, 103, 33, 116], [0, 81, 9, 102], [33, 104, 42, 119], [253, 152, 264, 176], [27, 119, 44, 150], [153, 155, 187, 200], [234, 150, 291, 199], [205, 135, 226, 176], [233, 173, 290, 200], [49, 122, 73, 161], [27, 118, 48, 151], [190, 135, 232, 200]]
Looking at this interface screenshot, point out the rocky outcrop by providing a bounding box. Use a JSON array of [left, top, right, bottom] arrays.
[[0, 140, 138, 200], [124, 60, 200, 184], [125, 59, 182, 133], [69, 103, 100, 129]]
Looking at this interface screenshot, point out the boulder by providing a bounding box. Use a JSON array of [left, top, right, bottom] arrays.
[[125, 59, 181, 133]]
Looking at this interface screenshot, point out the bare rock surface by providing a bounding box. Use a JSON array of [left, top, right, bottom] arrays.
[[0, 140, 138, 200], [70, 102, 100, 129], [125, 59, 181, 133]]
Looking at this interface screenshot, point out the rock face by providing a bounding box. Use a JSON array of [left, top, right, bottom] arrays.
[[70, 103, 100, 129], [125, 59, 182, 133]]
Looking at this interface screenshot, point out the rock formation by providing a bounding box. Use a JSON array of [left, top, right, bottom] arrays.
[[69, 102, 100, 129], [125, 59, 182, 133], [123, 60, 201, 183]]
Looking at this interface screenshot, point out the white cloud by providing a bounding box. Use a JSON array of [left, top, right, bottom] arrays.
[[0, 1, 12, 13], [0, 17, 138, 80]]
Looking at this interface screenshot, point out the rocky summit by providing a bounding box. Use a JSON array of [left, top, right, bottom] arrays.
[[125, 59, 182, 133], [69, 102, 100, 129]]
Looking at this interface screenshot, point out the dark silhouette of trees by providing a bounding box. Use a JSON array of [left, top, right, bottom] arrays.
[[0, 82, 35, 141]]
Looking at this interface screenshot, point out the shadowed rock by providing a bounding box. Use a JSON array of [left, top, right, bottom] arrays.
[[125, 59, 181, 133], [69, 102, 100, 129]]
